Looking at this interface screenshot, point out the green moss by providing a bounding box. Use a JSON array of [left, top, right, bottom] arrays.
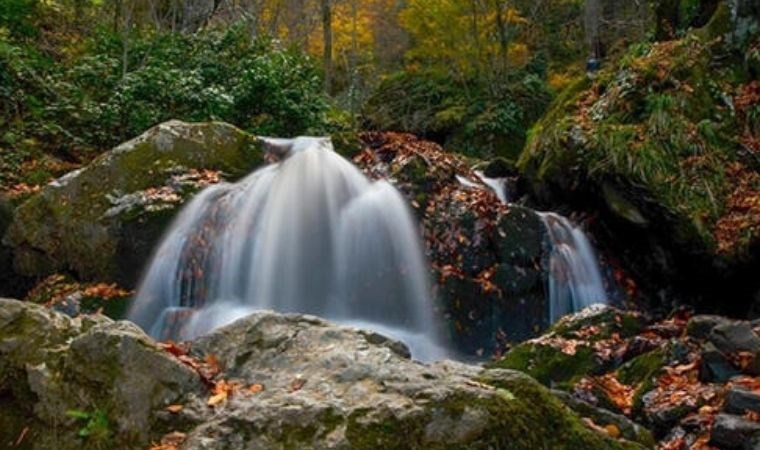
[[549, 309, 646, 342], [617, 350, 666, 386], [518, 29, 755, 259], [490, 343, 599, 389], [6, 121, 265, 283], [477, 372, 646, 450]]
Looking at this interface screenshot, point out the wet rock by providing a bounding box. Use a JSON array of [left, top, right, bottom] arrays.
[[357, 132, 550, 357], [708, 321, 760, 355], [686, 315, 732, 340], [552, 389, 656, 448], [491, 306, 645, 388], [1, 298, 645, 450], [700, 341, 742, 382], [724, 387, 760, 415], [5, 121, 263, 287], [710, 413, 760, 449]]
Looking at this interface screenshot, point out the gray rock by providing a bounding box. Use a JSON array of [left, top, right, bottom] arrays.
[[687, 315, 732, 340], [725, 386, 760, 415], [0, 298, 204, 448], [700, 341, 741, 382], [552, 389, 656, 447], [709, 321, 760, 354], [710, 413, 760, 449], [4, 121, 264, 286], [0, 299, 644, 450]]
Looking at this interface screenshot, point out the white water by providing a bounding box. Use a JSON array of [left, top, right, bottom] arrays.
[[129, 137, 446, 361], [469, 172, 608, 323], [538, 212, 607, 323], [475, 171, 509, 203], [456, 171, 509, 203]]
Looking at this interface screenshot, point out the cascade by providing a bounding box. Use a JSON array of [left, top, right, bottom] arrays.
[[128, 137, 447, 360], [538, 212, 608, 323], [468, 172, 609, 322]]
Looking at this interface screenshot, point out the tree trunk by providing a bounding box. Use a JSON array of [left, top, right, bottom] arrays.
[[321, 0, 333, 93]]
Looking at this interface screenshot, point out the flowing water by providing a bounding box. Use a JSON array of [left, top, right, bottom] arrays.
[[538, 212, 608, 323], [129, 137, 447, 360], [472, 172, 608, 323]]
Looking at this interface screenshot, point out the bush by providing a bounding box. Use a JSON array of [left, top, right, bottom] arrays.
[[0, 24, 337, 179], [361, 68, 552, 159]]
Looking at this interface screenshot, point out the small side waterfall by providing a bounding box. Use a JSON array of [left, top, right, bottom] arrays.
[[475, 171, 509, 203], [538, 212, 607, 323], [128, 137, 447, 360], [465, 171, 609, 323]]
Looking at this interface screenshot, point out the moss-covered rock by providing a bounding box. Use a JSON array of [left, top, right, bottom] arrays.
[[518, 15, 760, 311], [4, 121, 264, 286], [492, 340, 600, 388], [491, 307, 648, 389], [0, 298, 203, 449], [1, 298, 648, 449]]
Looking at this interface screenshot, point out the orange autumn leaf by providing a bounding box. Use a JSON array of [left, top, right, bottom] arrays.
[[165, 404, 183, 413], [150, 430, 187, 450], [208, 379, 240, 406]]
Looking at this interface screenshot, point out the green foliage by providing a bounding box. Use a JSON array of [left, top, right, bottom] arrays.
[[0, 0, 38, 38], [519, 31, 755, 255], [362, 68, 552, 159], [0, 23, 336, 186], [66, 408, 111, 441]]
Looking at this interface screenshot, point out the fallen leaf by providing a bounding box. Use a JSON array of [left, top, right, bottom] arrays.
[[165, 404, 183, 413], [289, 376, 306, 392]]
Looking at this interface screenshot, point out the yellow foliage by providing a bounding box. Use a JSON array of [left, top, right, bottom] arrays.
[[548, 71, 575, 92], [508, 43, 530, 68]]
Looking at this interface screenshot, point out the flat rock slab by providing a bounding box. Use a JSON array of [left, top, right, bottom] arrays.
[[0, 298, 643, 450]]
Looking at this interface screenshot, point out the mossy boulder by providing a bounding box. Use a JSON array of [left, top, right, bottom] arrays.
[[0, 298, 204, 449], [181, 310, 644, 450], [491, 307, 647, 389], [4, 120, 264, 287], [1, 298, 646, 449], [518, 22, 760, 312]]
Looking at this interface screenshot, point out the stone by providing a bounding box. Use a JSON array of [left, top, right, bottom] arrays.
[[4, 121, 264, 286], [710, 413, 760, 449], [709, 322, 760, 354], [686, 315, 732, 340], [357, 132, 551, 357], [700, 341, 742, 382], [552, 389, 656, 448], [725, 387, 760, 415], [0, 298, 646, 450]]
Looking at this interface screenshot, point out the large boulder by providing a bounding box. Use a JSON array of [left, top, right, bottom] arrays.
[[518, 11, 760, 313], [357, 132, 550, 356], [0, 298, 647, 449], [4, 121, 264, 286], [0, 298, 204, 449]]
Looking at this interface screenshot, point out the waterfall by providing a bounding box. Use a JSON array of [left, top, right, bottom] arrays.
[[456, 171, 509, 203], [538, 212, 607, 323], [466, 172, 608, 322], [128, 137, 447, 360], [474, 171, 509, 203]]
